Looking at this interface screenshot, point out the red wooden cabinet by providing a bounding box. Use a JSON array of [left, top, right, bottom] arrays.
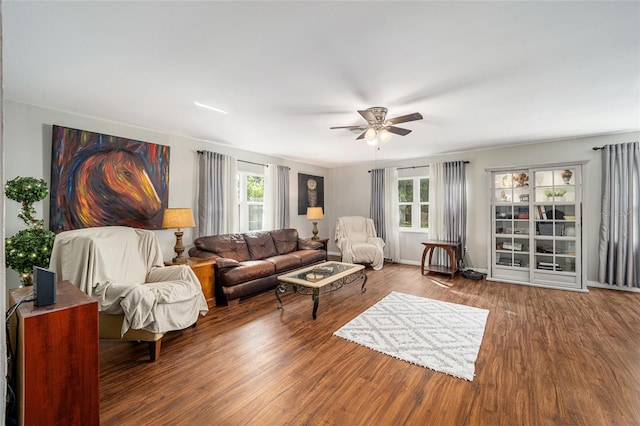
[[9, 281, 99, 426]]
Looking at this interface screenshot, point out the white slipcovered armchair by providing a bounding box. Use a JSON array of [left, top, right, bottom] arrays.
[[335, 216, 385, 270], [49, 226, 208, 361]]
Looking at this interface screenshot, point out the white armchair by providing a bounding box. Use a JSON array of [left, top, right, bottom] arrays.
[[49, 226, 208, 361], [335, 216, 385, 270]]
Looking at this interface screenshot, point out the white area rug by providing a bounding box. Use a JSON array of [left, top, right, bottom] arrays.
[[334, 291, 489, 381]]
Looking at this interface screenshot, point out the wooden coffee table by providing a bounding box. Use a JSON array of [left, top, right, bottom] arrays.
[[276, 261, 367, 319]]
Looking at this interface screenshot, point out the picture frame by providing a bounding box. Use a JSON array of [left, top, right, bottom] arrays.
[[297, 173, 324, 215]]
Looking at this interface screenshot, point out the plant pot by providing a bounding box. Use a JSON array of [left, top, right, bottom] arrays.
[[547, 196, 565, 202], [20, 273, 33, 287]]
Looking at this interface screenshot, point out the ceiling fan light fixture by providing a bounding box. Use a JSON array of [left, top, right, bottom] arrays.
[[364, 128, 377, 141], [366, 138, 377, 147], [379, 128, 391, 143]]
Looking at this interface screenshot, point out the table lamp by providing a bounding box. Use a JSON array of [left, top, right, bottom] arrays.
[[162, 208, 195, 264], [306, 207, 324, 240]]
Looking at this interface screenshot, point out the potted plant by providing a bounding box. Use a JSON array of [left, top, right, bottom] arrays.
[[544, 188, 567, 201], [5, 177, 56, 286]]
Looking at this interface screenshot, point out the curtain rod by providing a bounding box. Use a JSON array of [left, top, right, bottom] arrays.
[[368, 161, 470, 173], [592, 146, 604, 150], [196, 150, 268, 167], [398, 161, 470, 170]]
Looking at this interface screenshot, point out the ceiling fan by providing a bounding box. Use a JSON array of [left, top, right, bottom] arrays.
[[330, 107, 423, 144]]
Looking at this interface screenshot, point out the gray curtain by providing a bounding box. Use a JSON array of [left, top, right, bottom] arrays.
[[370, 168, 385, 241], [443, 161, 467, 253], [431, 161, 467, 267], [598, 142, 640, 288], [277, 165, 290, 229], [197, 150, 237, 236]]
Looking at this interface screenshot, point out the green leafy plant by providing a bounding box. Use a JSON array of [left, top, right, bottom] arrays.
[[544, 188, 567, 197], [5, 177, 56, 286]]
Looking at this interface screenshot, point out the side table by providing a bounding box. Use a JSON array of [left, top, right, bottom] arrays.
[[312, 237, 329, 252], [165, 257, 216, 305], [420, 240, 462, 279]]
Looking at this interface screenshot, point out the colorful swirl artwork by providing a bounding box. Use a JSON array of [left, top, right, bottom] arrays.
[[49, 125, 170, 232]]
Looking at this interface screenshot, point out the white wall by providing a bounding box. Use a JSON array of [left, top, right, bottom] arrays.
[[331, 131, 640, 284], [5, 100, 638, 289], [3, 101, 329, 289]]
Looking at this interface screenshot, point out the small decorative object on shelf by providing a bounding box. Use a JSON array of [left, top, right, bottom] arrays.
[[513, 173, 529, 187], [561, 169, 573, 184], [544, 188, 567, 200]]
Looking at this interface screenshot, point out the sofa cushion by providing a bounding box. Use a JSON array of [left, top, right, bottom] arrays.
[[291, 249, 327, 265], [194, 234, 250, 262], [219, 260, 275, 287], [265, 255, 301, 273], [244, 232, 278, 260], [270, 229, 299, 255]]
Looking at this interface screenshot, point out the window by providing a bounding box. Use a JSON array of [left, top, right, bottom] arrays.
[[238, 172, 264, 232], [398, 176, 429, 230]]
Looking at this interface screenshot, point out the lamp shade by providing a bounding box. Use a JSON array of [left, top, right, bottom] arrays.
[[306, 207, 324, 220], [162, 208, 195, 229]]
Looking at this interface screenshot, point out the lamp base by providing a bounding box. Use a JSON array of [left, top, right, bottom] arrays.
[[171, 255, 188, 265], [172, 230, 187, 265], [311, 221, 319, 240]]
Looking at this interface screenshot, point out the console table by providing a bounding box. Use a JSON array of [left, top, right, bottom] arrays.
[[420, 240, 463, 279]]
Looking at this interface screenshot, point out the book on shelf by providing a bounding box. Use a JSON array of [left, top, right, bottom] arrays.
[[536, 262, 562, 271], [502, 242, 523, 251], [536, 205, 546, 220], [518, 207, 529, 219], [537, 265, 563, 271], [497, 259, 522, 267]]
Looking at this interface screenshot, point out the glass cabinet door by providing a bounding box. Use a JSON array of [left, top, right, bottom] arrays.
[[492, 171, 530, 276], [532, 166, 578, 276]]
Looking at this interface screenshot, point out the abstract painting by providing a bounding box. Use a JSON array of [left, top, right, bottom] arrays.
[[49, 125, 170, 232], [297, 173, 324, 215]]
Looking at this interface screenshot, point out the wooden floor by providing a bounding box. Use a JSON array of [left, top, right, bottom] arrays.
[[99, 263, 640, 425]]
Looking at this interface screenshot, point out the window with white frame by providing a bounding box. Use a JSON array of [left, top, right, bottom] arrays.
[[398, 176, 429, 230], [238, 172, 264, 232]]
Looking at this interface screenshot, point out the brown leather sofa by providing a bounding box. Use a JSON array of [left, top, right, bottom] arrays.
[[188, 229, 327, 305]]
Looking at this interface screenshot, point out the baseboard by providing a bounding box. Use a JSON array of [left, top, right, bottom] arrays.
[[398, 259, 421, 266], [588, 280, 640, 292], [396, 259, 488, 275]]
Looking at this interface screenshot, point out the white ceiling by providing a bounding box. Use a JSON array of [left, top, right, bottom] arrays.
[[4, 1, 640, 168]]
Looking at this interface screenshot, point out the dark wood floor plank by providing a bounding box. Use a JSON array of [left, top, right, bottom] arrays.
[[99, 263, 640, 425]]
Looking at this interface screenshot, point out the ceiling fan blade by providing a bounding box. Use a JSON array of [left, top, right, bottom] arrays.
[[386, 126, 412, 136], [330, 125, 366, 130], [358, 109, 376, 123], [386, 112, 423, 125], [355, 130, 368, 140]]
